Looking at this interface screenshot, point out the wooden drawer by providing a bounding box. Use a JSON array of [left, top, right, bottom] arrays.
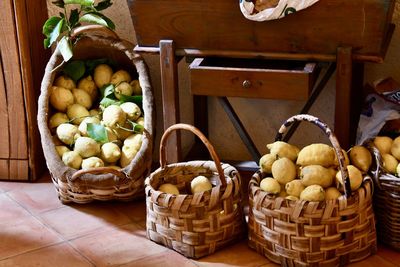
[[189, 57, 318, 100]]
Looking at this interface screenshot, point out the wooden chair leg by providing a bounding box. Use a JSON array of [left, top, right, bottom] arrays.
[[160, 40, 181, 163]]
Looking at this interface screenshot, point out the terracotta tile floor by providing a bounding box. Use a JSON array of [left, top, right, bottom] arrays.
[[0, 173, 398, 267]]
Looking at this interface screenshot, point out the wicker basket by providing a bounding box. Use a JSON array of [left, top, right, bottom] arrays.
[[367, 140, 400, 251], [248, 114, 377, 266], [37, 25, 154, 204], [145, 123, 246, 258]]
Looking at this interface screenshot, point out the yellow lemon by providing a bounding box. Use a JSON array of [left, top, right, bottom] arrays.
[[374, 136, 393, 155], [285, 179, 305, 198], [271, 157, 296, 184], [382, 153, 398, 174], [325, 187, 342, 200], [297, 143, 336, 167], [300, 185, 325, 202], [300, 165, 334, 188], [336, 165, 363, 191], [391, 137, 400, 161], [259, 153, 278, 173], [349, 145, 372, 173], [191, 176, 212, 194], [266, 141, 300, 161], [260, 177, 281, 194], [159, 183, 179, 195]]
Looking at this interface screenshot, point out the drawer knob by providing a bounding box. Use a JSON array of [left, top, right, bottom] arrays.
[[242, 80, 251, 88]]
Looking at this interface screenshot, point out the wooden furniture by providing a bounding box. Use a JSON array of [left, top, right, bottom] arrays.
[[0, 0, 50, 180], [128, 0, 395, 165]]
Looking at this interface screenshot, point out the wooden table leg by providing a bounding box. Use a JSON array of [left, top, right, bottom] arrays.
[[335, 47, 353, 149], [160, 40, 181, 163]]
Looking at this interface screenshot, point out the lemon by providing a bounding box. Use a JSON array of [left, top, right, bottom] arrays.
[[191, 176, 213, 194], [300, 185, 325, 202], [325, 187, 342, 200], [300, 165, 334, 188], [382, 153, 398, 174], [259, 153, 278, 173], [55, 146, 70, 158], [130, 80, 142, 95], [158, 183, 179, 195], [49, 86, 74, 112], [62, 151, 82, 169], [66, 104, 90, 125], [374, 136, 393, 155], [271, 157, 297, 184], [81, 157, 104, 170], [349, 145, 372, 173], [391, 137, 400, 161], [259, 177, 281, 194], [115, 82, 134, 100], [285, 179, 305, 198], [102, 105, 127, 128], [100, 143, 121, 163], [56, 123, 80, 145], [336, 165, 363, 191], [285, 195, 299, 201], [49, 112, 69, 130], [54, 75, 75, 90], [72, 88, 92, 110], [110, 70, 132, 85], [93, 64, 113, 88], [77, 75, 98, 101], [266, 141, 300, 161], [297, 143, 336, 167], [74, 137, 101, 158]]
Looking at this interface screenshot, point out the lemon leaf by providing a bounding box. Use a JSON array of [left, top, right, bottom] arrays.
[[95, 0, 113, 11], [78, 13, 108, 27], [57, 36, 73, 62], [87, 123, 108, 143], [63, 60, 85, 82], [64, 0, 94, 6]]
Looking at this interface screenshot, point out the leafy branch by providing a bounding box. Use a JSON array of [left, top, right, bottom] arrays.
[[43, 0, 114, 62]]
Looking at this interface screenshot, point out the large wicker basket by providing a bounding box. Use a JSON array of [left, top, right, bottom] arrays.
[[37, 26, 154, 204], [367, 140, 400, 251], [248, 114, 377, 266], [145, 123, 246, 258]]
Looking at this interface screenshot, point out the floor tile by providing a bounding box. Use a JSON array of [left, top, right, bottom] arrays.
[[69, 223, 167, 267], [348, 254, 396, 267], [121, 250, 198, 267], [37, 203, 132, 240], [0, 216, 63, 260], [0, 242, 93, 267], [6, 179, 63, 214], [0, 194, 31, 223], [193, 241, 271, 267], [110, 198, 147, 223]]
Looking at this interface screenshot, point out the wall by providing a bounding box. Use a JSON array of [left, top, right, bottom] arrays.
[[47, 1, 400, 161]]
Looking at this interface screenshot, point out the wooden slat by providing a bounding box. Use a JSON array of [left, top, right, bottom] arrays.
[[160, 40, 181, 163], [0, 0, 28, 160], [13, 0, 49, 180], [0, 56, 10, 159], [0, 159, 9, 180], [9, 159, 29, 181]]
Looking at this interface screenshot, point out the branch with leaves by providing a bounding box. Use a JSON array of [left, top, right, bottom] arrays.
[[43, 0, 115, 62]]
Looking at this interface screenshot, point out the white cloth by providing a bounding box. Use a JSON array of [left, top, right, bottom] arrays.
[[240, 0, 320, 22]]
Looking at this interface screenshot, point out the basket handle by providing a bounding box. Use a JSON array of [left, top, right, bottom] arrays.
[[160, 123, 227, 187], [71, 166, 127, 181], [70, 25, 119, 40], [275, 114, 352, 198]]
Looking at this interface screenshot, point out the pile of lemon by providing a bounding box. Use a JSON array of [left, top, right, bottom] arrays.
[[374, 136, 400, 175], [259, 141, 372, 201]]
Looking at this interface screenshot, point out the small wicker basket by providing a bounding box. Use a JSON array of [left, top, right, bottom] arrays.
[[248, 114, 377, 266], [37, 25, 154, 204], [367, 140, 400, 251], [145, 123, 246, 258]]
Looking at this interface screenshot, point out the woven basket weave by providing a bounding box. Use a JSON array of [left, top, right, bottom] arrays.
[[145, 123, 246, 258], [37, 26, 154, 204], [248, 114, 377, 266], [367, 140, 400, 251]]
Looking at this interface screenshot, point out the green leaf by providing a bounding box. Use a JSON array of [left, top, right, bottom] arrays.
[[78, 13, 108, 27], [87, 123, 108, 143], [63, 60, 86, 81], [95, 0, 113, 11], [100, 97, 120, 108], [57, 36, 73, 62], [119, 95, 143, 108], [99, 84, 115, 98], [64, 0, 94, 6], [69, 9, 80, 27], [95, 13, 115, 30], [127, 120, 144, 134], [43, 16, 62, 37], [52, 0, 64, 8], [46, 18, 65, 48]]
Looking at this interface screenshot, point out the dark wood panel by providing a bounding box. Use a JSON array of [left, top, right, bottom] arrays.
[[129, 0, 394, 58]]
